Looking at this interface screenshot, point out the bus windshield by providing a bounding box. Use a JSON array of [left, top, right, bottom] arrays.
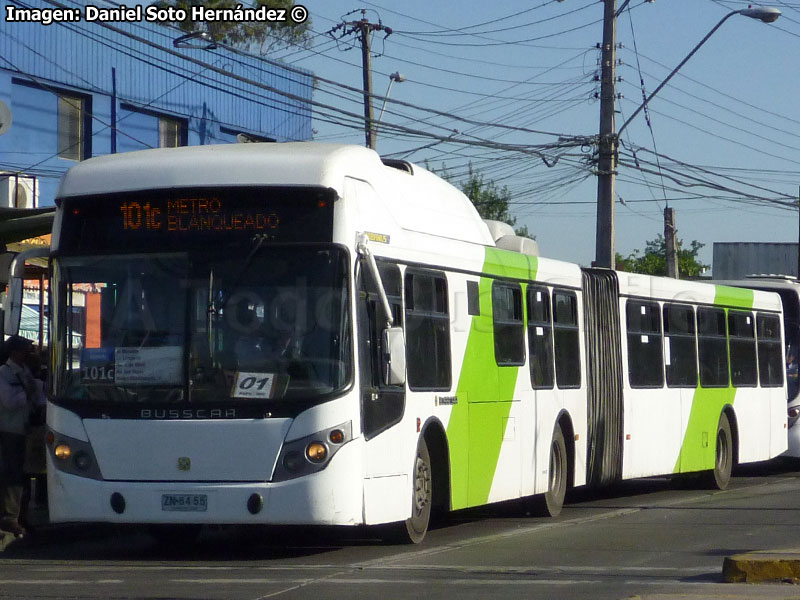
[[52, 246, 352, 406]]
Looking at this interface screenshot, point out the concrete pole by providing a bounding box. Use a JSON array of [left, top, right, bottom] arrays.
[[595, 0, 617, 269]]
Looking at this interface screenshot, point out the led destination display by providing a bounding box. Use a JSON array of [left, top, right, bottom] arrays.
[[56, 186, 336, 253]]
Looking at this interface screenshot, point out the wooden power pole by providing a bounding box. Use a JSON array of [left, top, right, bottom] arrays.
[[664, 207, 679, 279], [328, 12, 392, 150]]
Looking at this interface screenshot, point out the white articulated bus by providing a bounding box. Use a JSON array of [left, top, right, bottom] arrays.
[[714, 275, 800, 457], [8, 143, 787, 543]]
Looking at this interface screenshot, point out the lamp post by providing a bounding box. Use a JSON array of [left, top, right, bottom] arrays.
[[375, 71, 406, 148], [594, 6, 781, 269]]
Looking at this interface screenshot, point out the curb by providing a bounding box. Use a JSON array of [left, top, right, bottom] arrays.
[[723, 549, 800, 583]]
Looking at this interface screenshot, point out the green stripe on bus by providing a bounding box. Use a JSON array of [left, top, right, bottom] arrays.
[[674, 286, 754, 473], [448, 247, 538, 509], [713, 285, 754, 310]]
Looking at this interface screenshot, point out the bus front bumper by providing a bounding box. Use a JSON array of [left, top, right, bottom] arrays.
[[47, 440, 364, 526]]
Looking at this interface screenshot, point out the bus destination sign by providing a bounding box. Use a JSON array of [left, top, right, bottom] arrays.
[[118, 196, 280, 234], [56, 187, 336, 253]]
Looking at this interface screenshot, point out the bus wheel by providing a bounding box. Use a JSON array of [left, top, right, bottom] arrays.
[[709, 413, 733, 490], [387, 438, 432, 544], [533, 426, 567, 517]]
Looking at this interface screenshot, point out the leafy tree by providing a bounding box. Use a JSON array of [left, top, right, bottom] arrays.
[[430, 162, 531, 238], [156, 0, 310, 53], [616, 234, 709, 278]]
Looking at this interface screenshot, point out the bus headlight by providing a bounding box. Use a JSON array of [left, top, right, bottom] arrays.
[[54, 444, 72, 460], [273, 421, 353, 482], [47, 430, 103, 480], [306, 442, 328, 463]]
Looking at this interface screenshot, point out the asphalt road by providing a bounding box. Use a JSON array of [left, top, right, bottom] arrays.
[[4, 460, 800, 600]]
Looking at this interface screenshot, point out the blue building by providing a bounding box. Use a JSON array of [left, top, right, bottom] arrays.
[[0, 0, 313, 210]]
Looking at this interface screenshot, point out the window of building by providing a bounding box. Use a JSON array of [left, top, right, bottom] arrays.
[[757, 314, 784, 388], [219, 126, 276, 144], [58, 94, 87, 160], [663, 304, 697, 388], [527, 285, 554, 389], [404, 270, 451, 390], [698, 307, 729, 387], [729, 311, 757, 387], [492, 281, 524, 366], [159, 116, 184, 148], [553, 290, 580, 388], [626, 300, 664, 388]]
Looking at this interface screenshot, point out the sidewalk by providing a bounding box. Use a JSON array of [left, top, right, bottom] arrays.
[[723, 549, 800, 584]]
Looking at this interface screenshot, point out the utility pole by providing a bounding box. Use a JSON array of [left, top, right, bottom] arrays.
[[664, 207, 679, 279], [595, 0, 617, 269], [328, 12, 392, 150], [359, 19, 375, 149]]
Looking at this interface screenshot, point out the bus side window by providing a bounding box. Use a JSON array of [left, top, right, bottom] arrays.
[[527, 285, 554, 389], [553, 290, 580, 389], [492, 281, 524, 366], [404, 270, 451, 391], [664, 303, 697, 388], [757, 314, 785, 390], [697, 307, 729, 388], [626, 299, 664, 389], [729, 311, 757, 387]]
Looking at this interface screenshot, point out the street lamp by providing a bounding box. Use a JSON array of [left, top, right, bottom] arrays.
[[375, 71, 406, 148], [173, 31, 218, 50], [594, 5, 781, 269]]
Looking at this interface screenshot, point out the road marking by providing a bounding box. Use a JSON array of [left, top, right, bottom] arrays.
[[173, 577, 602, 586], [0, 580, 123, 585]]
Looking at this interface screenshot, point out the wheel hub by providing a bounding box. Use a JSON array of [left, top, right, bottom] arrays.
[[414, 456, 431, 512]]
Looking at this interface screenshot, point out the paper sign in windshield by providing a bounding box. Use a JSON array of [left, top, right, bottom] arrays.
[[232, 371, 277, 399], [114, 346, 182, 385]]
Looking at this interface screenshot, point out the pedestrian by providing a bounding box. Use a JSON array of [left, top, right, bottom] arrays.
[[788, 348, 799, 400], [0, 335, 46, 538]]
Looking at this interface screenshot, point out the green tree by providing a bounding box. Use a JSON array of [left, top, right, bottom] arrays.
[[431, 162, 531, 238], [616, 235, 709, 278], [156, 0, 310, 53]]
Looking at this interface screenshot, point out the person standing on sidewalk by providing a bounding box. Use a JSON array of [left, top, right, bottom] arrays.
[[0, 335, 45, 538]]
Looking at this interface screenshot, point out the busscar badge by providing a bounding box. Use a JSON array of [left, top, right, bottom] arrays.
[[177, 457, 191, 471]]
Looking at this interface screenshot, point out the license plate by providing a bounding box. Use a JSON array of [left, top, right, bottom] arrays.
[[161, 494, 207, 512]]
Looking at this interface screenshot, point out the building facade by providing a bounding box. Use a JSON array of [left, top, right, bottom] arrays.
[[712, 242, 798, 280], [0, 0, 313, 209]]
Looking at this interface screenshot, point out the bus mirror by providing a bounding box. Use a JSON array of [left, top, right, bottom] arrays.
[[3, 276, 22, 338], [4, 247, 49, 339], [382, 326, 406, 386]]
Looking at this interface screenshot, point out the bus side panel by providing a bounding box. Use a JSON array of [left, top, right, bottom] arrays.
[[448, 249, 538, 510]]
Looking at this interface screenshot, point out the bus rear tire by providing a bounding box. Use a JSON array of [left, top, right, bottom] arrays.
[[386, 438, 432, 544], [533, 425, 567, 517], [708, 412, 733, 490]]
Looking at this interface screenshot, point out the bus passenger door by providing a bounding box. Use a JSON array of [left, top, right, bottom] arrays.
[[357, 263, 406, 462]]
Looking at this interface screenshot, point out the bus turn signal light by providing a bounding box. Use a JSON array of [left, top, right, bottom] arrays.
[[329, 429, 344, 444]]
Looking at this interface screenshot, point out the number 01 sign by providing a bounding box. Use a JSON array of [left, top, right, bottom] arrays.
[[231, 371, 277, 399]]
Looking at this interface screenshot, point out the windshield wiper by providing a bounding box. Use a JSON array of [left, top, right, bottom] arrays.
[[207, 234, 269, 316]]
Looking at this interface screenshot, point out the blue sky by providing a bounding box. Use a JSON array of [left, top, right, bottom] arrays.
[[273, 0, 800, 271]]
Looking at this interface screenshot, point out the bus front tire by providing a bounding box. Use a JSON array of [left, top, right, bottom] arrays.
[[387, 438, 432, 544], [709, 413, 733, 490], [533, 425, 567, 517]]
